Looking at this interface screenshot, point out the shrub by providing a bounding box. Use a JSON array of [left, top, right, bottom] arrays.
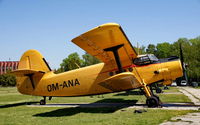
[[0, 74, 16, 87]]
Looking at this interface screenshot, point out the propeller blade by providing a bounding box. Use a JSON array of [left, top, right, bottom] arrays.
[[179, 43, 189, 85], [179, 43, 184, 70]]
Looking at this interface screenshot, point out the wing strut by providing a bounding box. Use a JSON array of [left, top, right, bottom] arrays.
[[104, 44, 124, 73]]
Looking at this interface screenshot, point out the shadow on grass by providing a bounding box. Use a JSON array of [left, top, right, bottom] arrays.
[[114, 90, 143, 96], [0, 101, 38, 108], [94, 98, 138, 103], [33, 98, 138, 117], [34, 107, 119, 117]]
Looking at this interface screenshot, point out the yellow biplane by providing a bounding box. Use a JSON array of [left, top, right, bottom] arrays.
[[13, 23, 183, 107]]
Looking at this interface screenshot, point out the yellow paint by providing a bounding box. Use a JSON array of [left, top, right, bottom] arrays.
[[13, 23, 183, 100]]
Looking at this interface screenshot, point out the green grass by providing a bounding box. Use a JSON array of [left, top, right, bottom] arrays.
[[0, 106, 194, 125], [0, 87, 197, 125], [159, 94, 191, 103], [162, 86, 180, 93], [195, 86, 200, 89]]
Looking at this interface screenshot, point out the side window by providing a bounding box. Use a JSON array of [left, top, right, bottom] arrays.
[[141, 56, 151, 64], [133, 58, 141, 65], [133, 56, 151, 66]]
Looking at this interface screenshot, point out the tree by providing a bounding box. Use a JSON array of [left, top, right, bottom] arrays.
[[134, 45, 146, 55], [186, 37, 200, 81], [59, 52, 83, 72], [56, 52, 101, 73], [170, 37, 200, 82], [155, 42, 172, 58], [82, 53, 100, 67], [146, 44, 156, 54]]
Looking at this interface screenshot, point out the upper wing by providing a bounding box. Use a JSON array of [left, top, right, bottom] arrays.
[[72, 23, 137, 69]]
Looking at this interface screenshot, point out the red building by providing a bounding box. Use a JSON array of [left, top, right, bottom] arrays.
[[0, 61, 19, 75]]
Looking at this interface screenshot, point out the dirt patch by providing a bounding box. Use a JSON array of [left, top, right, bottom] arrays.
[[160, 87, 200, 125], [160, 112, 200, 125]]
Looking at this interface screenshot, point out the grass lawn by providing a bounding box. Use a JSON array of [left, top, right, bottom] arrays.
[[0, 87, 197, 125], [196, 86, 200, 89], [161, 86, 180, 92]]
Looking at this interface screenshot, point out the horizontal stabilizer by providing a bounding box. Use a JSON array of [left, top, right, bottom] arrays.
[[12, 69, 45, 76]]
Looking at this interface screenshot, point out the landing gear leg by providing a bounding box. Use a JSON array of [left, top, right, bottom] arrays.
[[149, 84, 161, 103], [40, 96, 46, 105], [150, 83, 162, 94], [142, 82, 160, 107]]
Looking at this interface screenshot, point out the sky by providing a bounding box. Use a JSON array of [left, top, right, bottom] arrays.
[[0, 0, 200, 69]]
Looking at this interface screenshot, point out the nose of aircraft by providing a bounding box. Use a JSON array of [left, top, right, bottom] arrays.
[[170, 59, 183, 80], [160, 58, 183, 86]]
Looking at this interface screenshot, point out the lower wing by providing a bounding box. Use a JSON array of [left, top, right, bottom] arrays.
[[99, 72, 142, 92]]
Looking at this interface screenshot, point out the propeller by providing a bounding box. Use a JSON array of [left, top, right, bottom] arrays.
[[179, 43, 188, 85]]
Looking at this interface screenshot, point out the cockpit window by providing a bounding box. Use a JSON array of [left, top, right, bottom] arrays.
[[148, 54, 159, 62], [133, 54, 158, 66]]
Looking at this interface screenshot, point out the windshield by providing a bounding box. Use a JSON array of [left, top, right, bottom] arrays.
[[148, 54, 159, 62], [133, 54, 158, 66]]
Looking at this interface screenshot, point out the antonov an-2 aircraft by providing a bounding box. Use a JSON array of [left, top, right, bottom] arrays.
[[13, 23, 183, 107]]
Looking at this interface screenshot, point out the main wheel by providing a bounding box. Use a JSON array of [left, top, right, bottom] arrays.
[[153, 94, 160, 101], [156, 88, 162, 93], [40, 99, 46, 105], [146, 96, 159, 107]]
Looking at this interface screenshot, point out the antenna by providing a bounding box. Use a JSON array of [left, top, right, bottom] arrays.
[[137, 42, 140, 55], [74, 62, 80, 68]]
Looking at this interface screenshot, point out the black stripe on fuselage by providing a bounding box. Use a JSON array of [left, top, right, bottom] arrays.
[[153, 56, 180, 64]]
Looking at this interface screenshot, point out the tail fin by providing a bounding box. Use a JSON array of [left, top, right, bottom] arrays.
[[17, 49, 51, 72], [13, 50, 51, 94]]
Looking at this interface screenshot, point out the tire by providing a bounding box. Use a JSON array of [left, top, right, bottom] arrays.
[[40, 99, 46, 105], [146, 96, 159, 107], [156, 88, 162, 93], [153, 94, 160, 101]]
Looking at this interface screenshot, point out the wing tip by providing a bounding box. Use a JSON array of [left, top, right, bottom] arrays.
[[99, 22, 120, 28], [71, 22, 120, 43]]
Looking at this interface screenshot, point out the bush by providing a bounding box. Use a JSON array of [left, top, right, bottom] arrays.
[[0, 74, 16, 87]]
